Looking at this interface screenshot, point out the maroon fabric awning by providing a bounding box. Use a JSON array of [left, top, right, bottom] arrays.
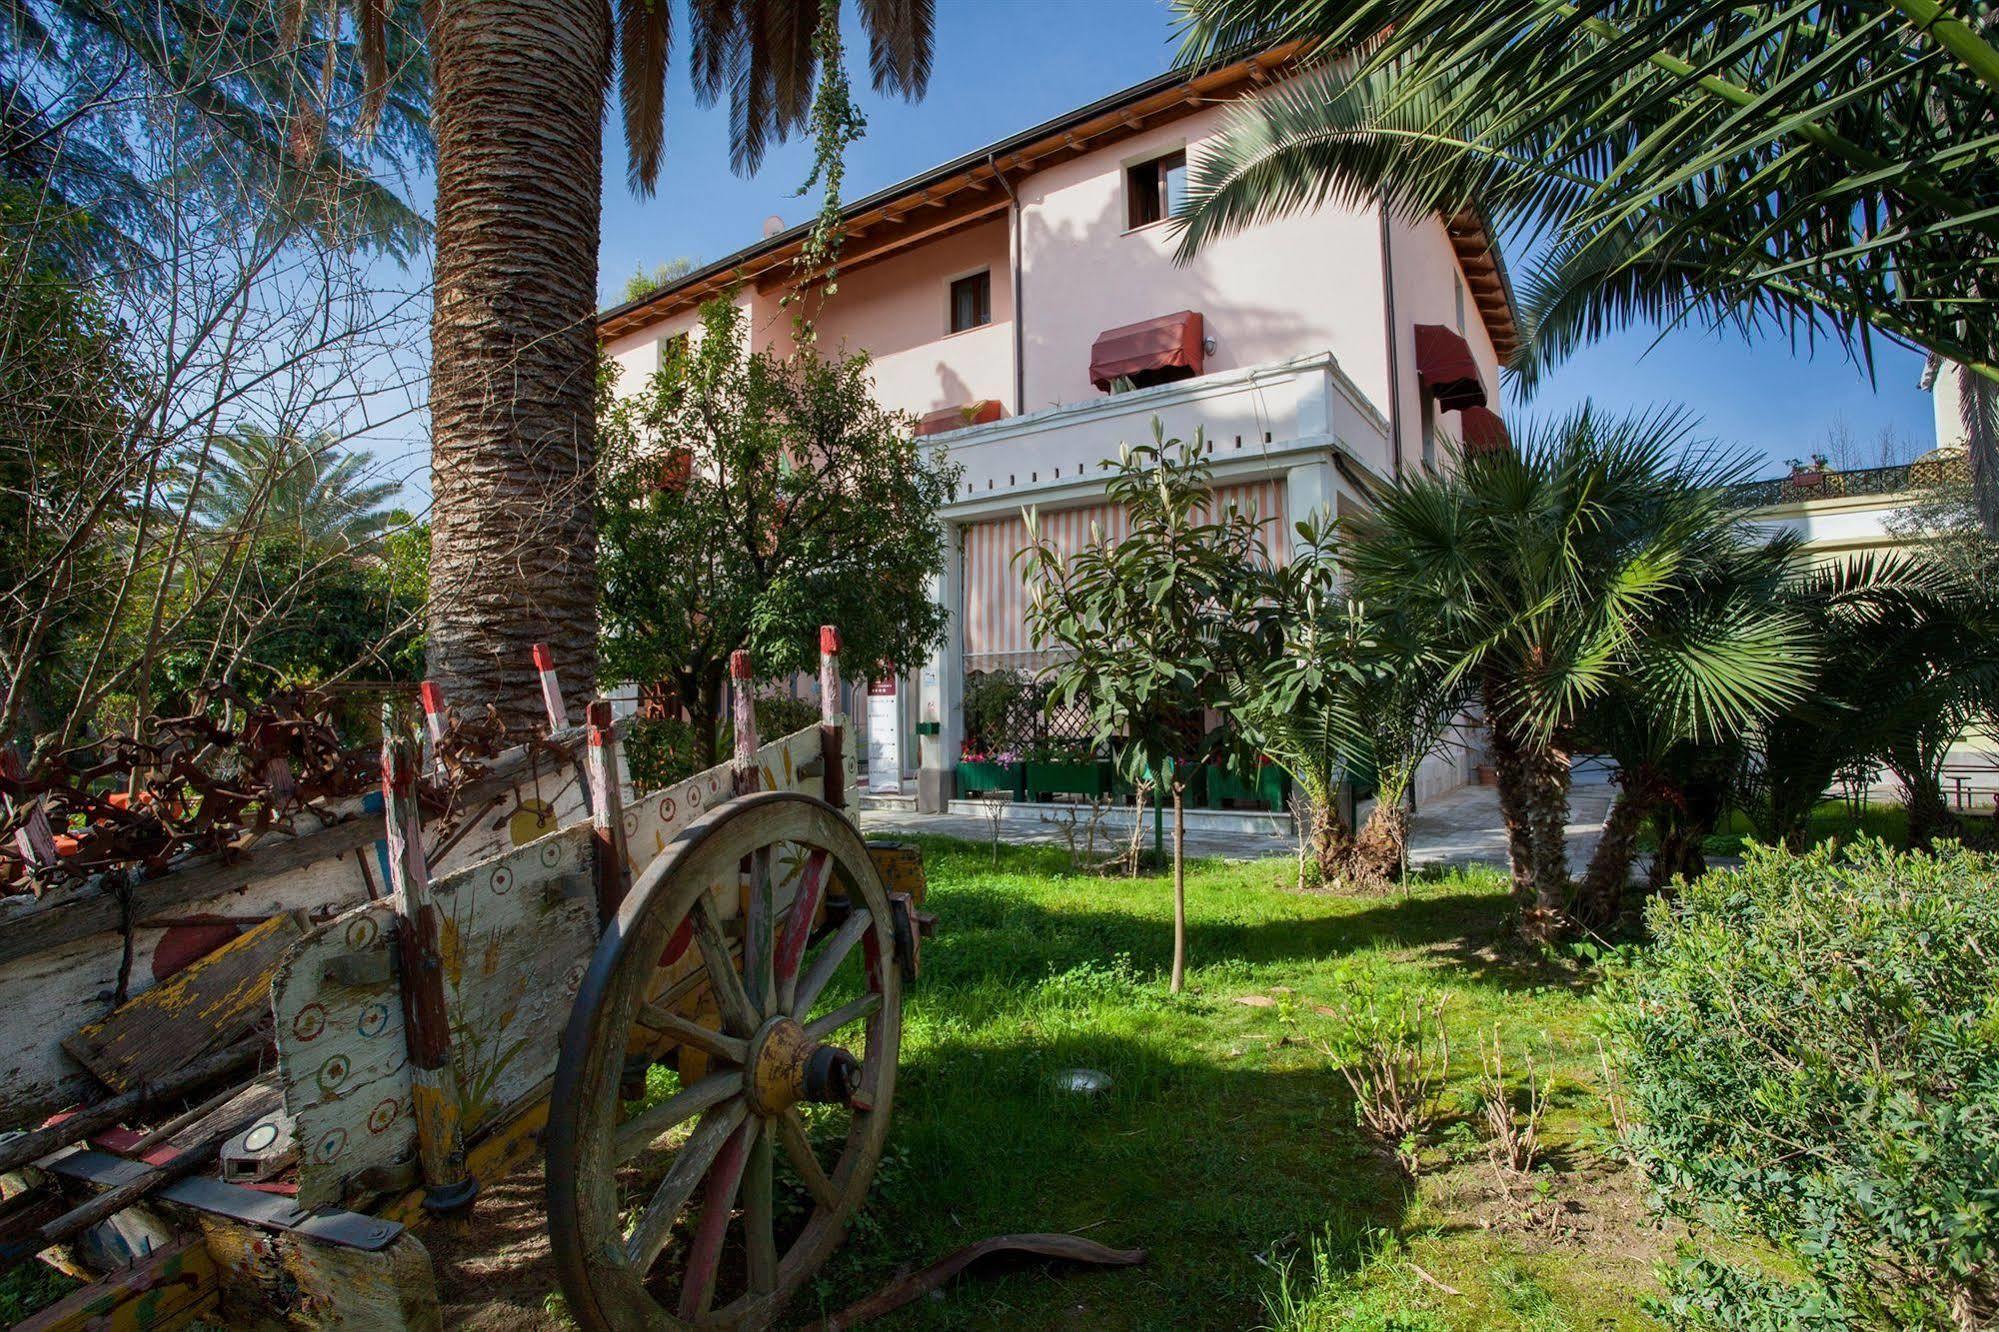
[[1460, 405, 1510, 457], [1414, 323, 1487, 411], [1090, 311, 1205, 392], [915, 399, 1004, 437]]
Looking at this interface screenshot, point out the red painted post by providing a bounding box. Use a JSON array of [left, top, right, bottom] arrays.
[[730, 649, 758, 794], [530, 642, 567, 731], [818, 625, 845, 812], [418, 681, 448, 747], [531, 643, 594, 818], [586, 700, 628, 923], [380, 705, 475, 1215], [731, 651, 772, 1013]]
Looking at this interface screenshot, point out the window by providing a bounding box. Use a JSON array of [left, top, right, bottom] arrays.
[[658, 330, 689, 366], [1125, 149, 1187, 229], [1453, 272, 1466, 333], [949, 271, 991, 333]]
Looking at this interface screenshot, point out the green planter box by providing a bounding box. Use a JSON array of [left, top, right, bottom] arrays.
[[956, 760, 1023, 799], [1024, 760, 1115, 801], [1207, 762, 1289, 811]]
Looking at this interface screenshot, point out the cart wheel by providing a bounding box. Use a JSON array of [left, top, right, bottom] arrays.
[[548, 791, 902, 1330]]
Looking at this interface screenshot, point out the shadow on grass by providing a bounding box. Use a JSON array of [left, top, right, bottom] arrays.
[[920, 880, 1595, 1001], [802, 1027, 1416, 1331]]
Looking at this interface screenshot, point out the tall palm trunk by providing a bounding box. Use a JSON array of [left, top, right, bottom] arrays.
[[426, 0, 609, 731], [1484, 690, 1572, 916], [1576, 775, 1651, 928]]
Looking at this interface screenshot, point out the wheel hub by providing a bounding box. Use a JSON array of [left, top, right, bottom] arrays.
[[745, 1016, 859, 1115]]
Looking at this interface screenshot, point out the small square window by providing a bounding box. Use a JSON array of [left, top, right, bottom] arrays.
[[659, 331, 689, 366], [949, 271, 991, 333], [1126, 149, 1187, 229]]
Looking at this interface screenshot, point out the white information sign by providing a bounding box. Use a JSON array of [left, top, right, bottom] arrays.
[[867, 679, 900, 793]]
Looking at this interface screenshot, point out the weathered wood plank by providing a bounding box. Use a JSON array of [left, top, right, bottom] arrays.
[[0, 717, 620, 968], [15, 1234, 218, 1332], [0, 754, 596, 1133], [61, 911, 308, 1093], [271, 825, 598, 1207], [201, 1219, 440, 1331]]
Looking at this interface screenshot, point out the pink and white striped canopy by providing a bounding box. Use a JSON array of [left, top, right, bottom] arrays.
[[962, 477, 1289, 671]]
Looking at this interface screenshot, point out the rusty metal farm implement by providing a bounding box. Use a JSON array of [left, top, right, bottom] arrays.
[[0, 627, 928, 1330]]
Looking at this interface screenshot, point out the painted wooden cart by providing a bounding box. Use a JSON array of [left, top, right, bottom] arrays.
[[0, 627, 927, 1330]]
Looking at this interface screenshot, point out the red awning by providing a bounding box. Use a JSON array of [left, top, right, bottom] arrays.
[[1089, 311, 1205, 392], [915, 399, 1004, 437], [1460, 405, 1510, 457], [1414, 323, 1487, 411]]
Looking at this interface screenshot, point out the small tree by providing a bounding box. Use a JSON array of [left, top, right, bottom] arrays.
[[1020, 424, 1276, 992], [598, 298, 960, 762], [1236, 517, 1461, 889]]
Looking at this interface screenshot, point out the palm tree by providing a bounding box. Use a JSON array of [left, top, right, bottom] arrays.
[[3, 0, 431, 269], [193, 428, 401, 555], [419, 0, 932, 730], [1571, 531, 1805, 922], [1338, 406, 1810, 926], [1740, 551, 1999, 851], [1237, 523, 1464, 888], [1171, 2, 1999, 530]]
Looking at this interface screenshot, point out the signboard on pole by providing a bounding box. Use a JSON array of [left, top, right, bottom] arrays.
[[867, 680, 900, 794]]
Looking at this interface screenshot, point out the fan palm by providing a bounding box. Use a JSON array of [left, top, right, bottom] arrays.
[[192, 428, 401, 555], [1338, 405, 1811, 923], [1236, 522, 1466, 887], [1741, 550, 1999, 849], [1171, 2, 1999, 528], [1570, 529, 1805, 922]]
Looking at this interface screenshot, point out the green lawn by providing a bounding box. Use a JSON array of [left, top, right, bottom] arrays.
[[3, 837, 1665, 1330], [1697, 800, 1909, 856], [797, 837, 1665, 1330]]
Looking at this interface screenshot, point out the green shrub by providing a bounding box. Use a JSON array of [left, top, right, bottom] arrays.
[[752, 690, 820, 740], [624, 716, 706, 793], [1607, 839, 1999, 1328]]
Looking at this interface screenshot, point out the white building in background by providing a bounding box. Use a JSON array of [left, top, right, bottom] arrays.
[[597, 48, 1518, 813]]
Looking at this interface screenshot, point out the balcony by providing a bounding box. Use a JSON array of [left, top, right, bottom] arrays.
[[1726, 454, 1970, 509], [922, 351, 1392, 517]]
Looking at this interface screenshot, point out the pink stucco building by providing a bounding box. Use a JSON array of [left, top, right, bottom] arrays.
[[598, 48, 1519, 812]]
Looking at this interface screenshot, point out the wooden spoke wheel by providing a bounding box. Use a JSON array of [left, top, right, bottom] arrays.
[[547, 791, 902, 1330]]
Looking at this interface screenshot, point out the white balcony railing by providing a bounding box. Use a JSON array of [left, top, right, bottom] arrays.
[[924, 351, 1391, 518]]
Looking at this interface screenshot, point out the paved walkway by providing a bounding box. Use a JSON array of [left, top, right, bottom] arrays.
[[858, 780, 1616, 871]]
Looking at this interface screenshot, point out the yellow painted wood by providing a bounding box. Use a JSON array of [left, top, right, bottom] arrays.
[[15, 1236, 218, 1332]]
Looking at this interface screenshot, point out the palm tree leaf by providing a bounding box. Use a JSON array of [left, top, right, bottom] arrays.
[[618, 0, 673, 194]]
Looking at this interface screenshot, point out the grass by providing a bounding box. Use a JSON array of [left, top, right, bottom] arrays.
[[2, 836, 1664, 1330], [793, 836, 1665, 1330], [1697, 801, 1908, 857]]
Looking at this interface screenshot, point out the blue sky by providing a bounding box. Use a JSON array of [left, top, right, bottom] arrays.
[[592, 0, 1934, 477]]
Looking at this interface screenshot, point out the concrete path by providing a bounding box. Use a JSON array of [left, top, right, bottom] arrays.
[[857, 779, 1617, 872], [1406, 780, 1614, 877]]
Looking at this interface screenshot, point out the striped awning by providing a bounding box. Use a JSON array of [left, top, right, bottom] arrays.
[[962, 477, 1288, 670]]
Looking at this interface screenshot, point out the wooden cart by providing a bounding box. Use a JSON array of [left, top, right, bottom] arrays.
[[0, 627, 926, 1330]]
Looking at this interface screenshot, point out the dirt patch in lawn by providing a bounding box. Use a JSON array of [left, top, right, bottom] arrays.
[[423, 1163, 567, 1331]]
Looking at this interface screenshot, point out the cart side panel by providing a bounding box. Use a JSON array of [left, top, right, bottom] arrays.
[[0, 762, 593, 1135], [272, 825, 597, 1207], [619, 727, 832, 880]]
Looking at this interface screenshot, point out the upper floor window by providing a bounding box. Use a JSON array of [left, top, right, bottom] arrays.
[[659, 330, 690, 366], [949, 271, 991, 333], [1125, 149, 1187, 229], [1454, 272, 1466, 333]]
